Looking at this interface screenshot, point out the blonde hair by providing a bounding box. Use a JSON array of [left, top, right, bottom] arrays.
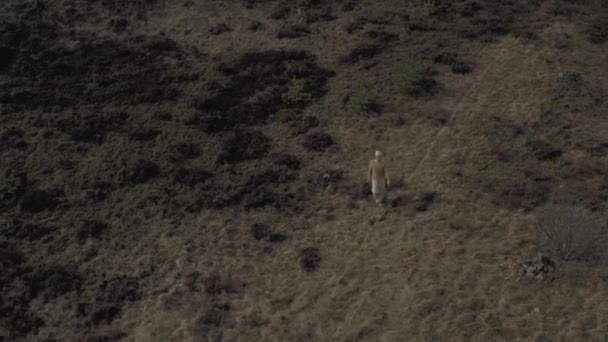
[[375, 150, 383, 158]]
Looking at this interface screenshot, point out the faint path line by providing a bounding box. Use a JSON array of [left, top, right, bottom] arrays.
[[406, 47, 495, 182], [406, 41, 549, 183]]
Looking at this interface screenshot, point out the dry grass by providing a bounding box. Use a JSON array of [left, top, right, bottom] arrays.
[[3, 0, 608, 341]]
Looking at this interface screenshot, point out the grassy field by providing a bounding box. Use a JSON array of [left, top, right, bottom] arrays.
[[1, 0, 608, 341]]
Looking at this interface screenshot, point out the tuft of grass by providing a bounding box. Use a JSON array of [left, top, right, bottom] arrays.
[[282, 77, 312, 106], [420, 0, 436, 18], [392, 59, 438, 97], [347, 81, 382, 115], [536, 204, 607, 263], [185, 60, 223, 97]]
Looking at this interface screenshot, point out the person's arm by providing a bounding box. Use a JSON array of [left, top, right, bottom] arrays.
[[367, 161, 373, 183], [385, 167, 390, 189]]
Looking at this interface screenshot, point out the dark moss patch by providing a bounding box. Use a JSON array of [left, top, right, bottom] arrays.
[[99, 0, 161, 16], [97, 276, 142, 303], [192, 50, 334, 133], [554, 71, 601, 112], [460, 1, 483, 17], [351, 182, 371, 200], [341, 0, 362, 12], [366, 30, 399, 44], [0, 45, 17, 72], [433, 50, 473, 74], [79, 275, 142, 325], [288, 115, 320, 135], [339, 43, 387, 64], [83, 181, 113, 203], [217, 130, 271, 164], [2, 220, 56, 242], [300, 247, 321, 272], [0, 243, 46, 339], [248, 21, 263, 31], [268, 233, 287, 242], [303, 132, 335, 152], [77, 220, 109, 242], [0, 170, 28, 210], [415, 192, 437, 211], [278, 24, 310, 39], [391, 195, 410, 208], [80, 331, 128, 342], [270, 5, 290, 19], [173, 168, 213, 186], [251, 223, 271, 240], [0, 20, 193, 111], [345, 16, 392, 34], [209, 23, 232, 35], [273, 153, 302, 170], [89, 306, 121, 325], [527, 138, 562, 161], [586, 15, 608, 44], [122, 159, 160, 184], [197, 303, 231, 332], [109, 18, 130, 34], [306, 6, 336, 23], [127, 127, 161, 141], [340, 29, 398, 64], [29, 267, 83, 302], [238, 170, 298, 210], [169, 142, 202, 162], [204, 274, 235, 295], [1, 127, 27, 150], [20, 189, 64, 213], [64, 111, 129, 143]]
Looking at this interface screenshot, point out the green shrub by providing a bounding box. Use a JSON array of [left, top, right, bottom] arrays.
[[420, 0, 436, 18], [347, 81, 382, 115], [283, 77, 312, 105], [393, 60, 438, 97]]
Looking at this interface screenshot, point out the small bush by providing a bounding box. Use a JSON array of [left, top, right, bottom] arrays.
[[251, 223, 271, 240], [393, 60, 438, 97], [288, 115, 319, 135], [347, 81, 382, 115], [169, 142, 201, 162], [586, 15, 607, 44], [536, 204, 607, 263], [415, 192, 437, 211], [420, 0, 436, 18], [277, 25, 311, 39], [209, 23, 232, 35], [300, 247, 321, 272], [124, 159, 160, 184], [217, 129, 271, 163], [282, 77, 312, 106], [20, 189, 64, 213], [0, 170, 27, 209]]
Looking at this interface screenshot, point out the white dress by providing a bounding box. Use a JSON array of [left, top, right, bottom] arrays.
[[371, 178, 387, 202]]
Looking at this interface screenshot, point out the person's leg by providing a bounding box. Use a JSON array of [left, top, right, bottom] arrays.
[[371, 179, 379, 203], [376, 180, 386, 204]]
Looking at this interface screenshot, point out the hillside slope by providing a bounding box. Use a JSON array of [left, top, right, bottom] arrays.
[[1, 0, 608, 341]]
